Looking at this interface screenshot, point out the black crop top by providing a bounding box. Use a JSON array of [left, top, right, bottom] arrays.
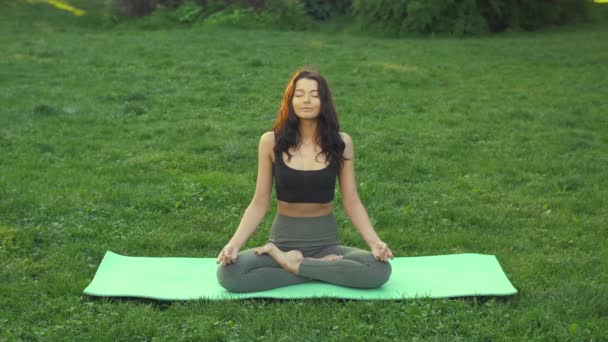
[[273, 148, 338, 204]]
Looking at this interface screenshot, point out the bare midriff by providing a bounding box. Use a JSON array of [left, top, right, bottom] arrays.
[[277, 201, 334, 217]]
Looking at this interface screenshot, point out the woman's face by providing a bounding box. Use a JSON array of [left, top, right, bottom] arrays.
[[292, 78, 321, 120]]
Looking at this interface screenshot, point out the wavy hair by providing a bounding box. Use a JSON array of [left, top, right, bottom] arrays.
[[271, 68, 348, 170]]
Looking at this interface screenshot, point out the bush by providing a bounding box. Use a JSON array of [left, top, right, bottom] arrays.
[[302, 0, 352, 21], [160, 0, 185, 9], [105, 0, 587, 33], [403, 0, 487, 36], [353, 0, 588, 36], [478, 0, 587, 32], [264, 0, 314, 29], [105, 0, 313, 29], [107, 0, 157, 17], [173, 0, 203, 23], [508, 0, 587, 30], [352, 0, 408, 35], [203, 0, 313, 30]]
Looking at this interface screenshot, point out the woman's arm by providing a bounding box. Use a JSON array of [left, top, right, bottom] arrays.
[[217, 132, 274, 265], [338, 132, 394, 261]]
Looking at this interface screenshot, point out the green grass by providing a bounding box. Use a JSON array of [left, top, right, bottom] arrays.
[[1, 1, 607, 340]]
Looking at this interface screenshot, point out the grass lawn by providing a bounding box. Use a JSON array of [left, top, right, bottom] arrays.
[[1, 1, 607, 340]]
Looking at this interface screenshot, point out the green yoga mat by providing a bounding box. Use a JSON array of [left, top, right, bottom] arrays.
[[83, 251, 517, 300]]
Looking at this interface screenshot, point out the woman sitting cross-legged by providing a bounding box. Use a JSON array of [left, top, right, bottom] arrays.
[[216, 67, 394, 293]]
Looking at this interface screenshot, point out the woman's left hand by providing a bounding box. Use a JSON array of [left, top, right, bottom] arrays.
[[371, 241, 394, 262]]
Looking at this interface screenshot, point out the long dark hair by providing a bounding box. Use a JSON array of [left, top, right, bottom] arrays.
[[271, 68, 348, 170]]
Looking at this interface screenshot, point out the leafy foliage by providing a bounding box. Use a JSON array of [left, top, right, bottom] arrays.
[[110, 0, 157, 17], [173, 0, 202, 23], [103, 0, 589, 34], [301, 0, 352, 21], [403, 0, 488, 35], [353, 0, 588, 36], [104, 0, 312, 29], [352, 0, 408, 35], [202, 0, 312, 30], [480, 0, 588, 31]]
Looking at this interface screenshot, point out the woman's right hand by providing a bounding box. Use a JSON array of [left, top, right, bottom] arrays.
[[216, 244, 239, 266]]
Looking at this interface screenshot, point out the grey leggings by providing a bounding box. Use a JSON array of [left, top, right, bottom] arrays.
[[217, 213, 392, 293]]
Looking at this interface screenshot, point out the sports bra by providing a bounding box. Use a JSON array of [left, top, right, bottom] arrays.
[[272, 145, 338, 204]]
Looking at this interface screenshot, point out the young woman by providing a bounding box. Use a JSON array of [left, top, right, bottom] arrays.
[[216, 68, 394, 293]]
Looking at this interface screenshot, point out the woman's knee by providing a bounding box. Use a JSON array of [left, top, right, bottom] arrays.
[[216, 263, 247, 293], [363, 258, 392, 289], [340, 248, 392, 288], [374, 259, 392, 286]]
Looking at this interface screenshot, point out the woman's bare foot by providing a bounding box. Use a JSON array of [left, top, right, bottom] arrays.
[[308, 254, 344, 262], [254, 242, 303, 275], [323, 254, 344, 261]]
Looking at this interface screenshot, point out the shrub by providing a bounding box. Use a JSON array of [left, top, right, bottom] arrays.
[[352, 0, 408, 36], [160, 0, 185, 9], [203, 7, 271, 29], [507, 0, 587, 30], [302, 0, 352, 21], [353, 0, 588, 36], [173, 0, 203, 23], [403, 0, 487, 36], [105, 0, 313, 29], [199, 0, 229, 18], [203, 0, 313, 30], [264, 0, 313, 29], [109, 0, 158, 17], [477, 0, 510, 32]]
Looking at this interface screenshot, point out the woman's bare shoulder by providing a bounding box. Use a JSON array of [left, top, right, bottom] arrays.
[[261, 131, 275, 143], [339, 132, 352, 144], [339, 132, 354, 158], [260, 131, 276, 161]]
